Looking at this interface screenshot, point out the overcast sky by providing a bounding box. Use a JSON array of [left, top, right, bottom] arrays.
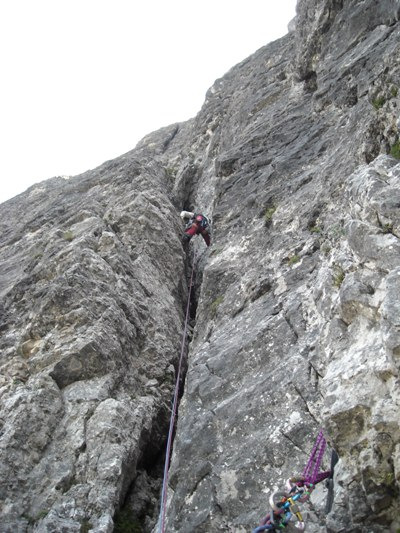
[[0, 1, 297, 204]]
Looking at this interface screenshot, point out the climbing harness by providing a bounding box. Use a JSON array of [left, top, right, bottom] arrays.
[[157, 250, 197, 533], [253, 431, 336, 532]]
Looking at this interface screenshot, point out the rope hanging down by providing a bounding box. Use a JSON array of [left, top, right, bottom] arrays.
[[157, 250, 197, 533]]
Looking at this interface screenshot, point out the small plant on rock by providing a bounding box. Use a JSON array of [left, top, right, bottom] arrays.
[[310, 225, 322, 234], [210, 295, 224, 317], [382, 222, 394, 234], [333, 265, 345, 288], [165, 167, 177, 180], [390, 141, 400, 160], [62, 230, 74, 241], [288, 255, 300, 266], [372, 96, 385, 109], [264, 205, 276, 226], [80, 520, 93, 533], [321, 244, 331, 256]]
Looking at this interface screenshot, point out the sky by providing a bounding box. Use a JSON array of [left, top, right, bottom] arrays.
[[0, 0, 297, 204]]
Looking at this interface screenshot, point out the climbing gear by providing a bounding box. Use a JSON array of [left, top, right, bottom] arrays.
[[157, 249, 197, 533], [252, 504, 298, 532], [254, 485, 308, 532], [302, 430, 326, 485], [253, 431, 336, 533]]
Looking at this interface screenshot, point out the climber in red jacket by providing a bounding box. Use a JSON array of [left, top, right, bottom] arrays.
[[180, 210, 211, 246]]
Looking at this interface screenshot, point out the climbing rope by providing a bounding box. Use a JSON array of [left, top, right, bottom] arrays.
[[302, 430, 327, 485], [253, 431, 335, 532], [157, 249, 197, 533]]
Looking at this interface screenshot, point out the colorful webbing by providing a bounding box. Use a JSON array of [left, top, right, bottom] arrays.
[[157, 250, 197, 533]]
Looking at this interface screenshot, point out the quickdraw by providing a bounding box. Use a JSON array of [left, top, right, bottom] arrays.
[[253, 431, 335, 532], [252, 482, 311, 532]]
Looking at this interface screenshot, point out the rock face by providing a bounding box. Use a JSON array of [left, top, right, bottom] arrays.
[[1, 0, 400, 532], [0, 154, 188, 532]]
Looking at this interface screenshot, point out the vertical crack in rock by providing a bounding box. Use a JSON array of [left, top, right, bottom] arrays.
[[113, 219, 205, 532], [0, 150, 199, 532], [161, 2, 400, 531]]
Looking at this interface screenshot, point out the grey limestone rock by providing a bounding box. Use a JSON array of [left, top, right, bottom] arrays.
[[0, 154, 188, 531]]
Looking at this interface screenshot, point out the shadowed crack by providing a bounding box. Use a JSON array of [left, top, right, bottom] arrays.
[[293, 384, 320, 427], [280, 429, 307, 455]]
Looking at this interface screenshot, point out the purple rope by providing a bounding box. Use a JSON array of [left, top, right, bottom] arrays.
[[158, 250, 196, 533], [303, 430, 326, 484], [302, 431, 321, 478], [313, 470, 331, 484], [311, 437, 326, 484]]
